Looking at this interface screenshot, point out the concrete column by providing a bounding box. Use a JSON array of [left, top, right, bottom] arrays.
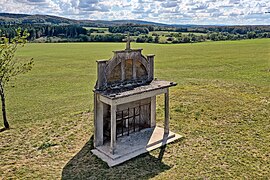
[[147, 55, 155, 81], [94, 93, 104, 147], [96, 60, 107, 89], [164, 89, 169, 134], [121, 59, 125, 81], [150, 96, 156, 127], [110, 104, 117, 154]]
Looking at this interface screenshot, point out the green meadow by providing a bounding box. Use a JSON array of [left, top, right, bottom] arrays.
[[0, 39, 270, 179]]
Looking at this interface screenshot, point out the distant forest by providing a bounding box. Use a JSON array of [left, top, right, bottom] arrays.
[[0, 24, 270, 44], [0, 13, 270, 44]]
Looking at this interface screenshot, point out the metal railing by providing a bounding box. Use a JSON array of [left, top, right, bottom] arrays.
[[115, 103, 150, 138]]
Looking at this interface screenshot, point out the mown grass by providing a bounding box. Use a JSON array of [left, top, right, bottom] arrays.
[[0, 39, 270, 179]]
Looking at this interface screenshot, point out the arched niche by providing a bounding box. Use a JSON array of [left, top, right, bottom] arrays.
[[95, 48, 154, 91], [105, 51, 149, 85]]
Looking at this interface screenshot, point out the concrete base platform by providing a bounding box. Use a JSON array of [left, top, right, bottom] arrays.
[[91, 127, 183, 167]]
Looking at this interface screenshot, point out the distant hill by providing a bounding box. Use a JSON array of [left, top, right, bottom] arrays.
[[0, 13, 82, 25], [1, 12, 269, 44], [0, 13, 170, 27]]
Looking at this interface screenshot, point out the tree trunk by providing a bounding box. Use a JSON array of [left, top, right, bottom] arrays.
[[0, 83, 9, 129]]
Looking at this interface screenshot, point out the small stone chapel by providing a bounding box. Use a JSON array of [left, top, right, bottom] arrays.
[[91, 37, 182, 167]]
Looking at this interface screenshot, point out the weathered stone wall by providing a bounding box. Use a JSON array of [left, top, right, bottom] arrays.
[[95, 49, 154, 90]]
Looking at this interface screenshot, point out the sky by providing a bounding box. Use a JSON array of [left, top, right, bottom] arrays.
[[0, 0, 270, 25]]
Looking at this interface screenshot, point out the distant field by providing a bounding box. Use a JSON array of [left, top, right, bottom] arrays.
[[83, 28, 206, 37], [0, 39, 269, 179], [83, 27, 111, 35], [150, 31, 207, 36], [181, 32, 207, 36], [83, 27, 109, 31]]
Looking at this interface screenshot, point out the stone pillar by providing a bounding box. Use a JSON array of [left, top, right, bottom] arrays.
[[121, 59, 125, 81], [147, 55, 155, 81], [164, 89, 169, 134], [96, 60, 107, 89], [132, 59, 136, 80], [150, 96, 156, 127], [110, 104, 117, 154], [94, 93, 104, 147]]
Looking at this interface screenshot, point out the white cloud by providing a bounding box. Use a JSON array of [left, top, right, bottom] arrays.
[[0, 0, 269, 24]]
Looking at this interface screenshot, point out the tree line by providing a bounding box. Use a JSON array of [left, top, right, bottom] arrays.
[[108, 25, 152, 35], [0, 24, 87, 40], [0, 24, 270, 43], [157, 25, 270, 34], [0, 25, 127, 42], [135, 31, 270, 44]]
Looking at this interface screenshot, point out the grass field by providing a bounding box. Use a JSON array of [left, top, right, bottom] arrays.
[[0, 39, 270, 179]]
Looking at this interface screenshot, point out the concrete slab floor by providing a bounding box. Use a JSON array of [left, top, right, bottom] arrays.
[[91, 126, 183, 167]]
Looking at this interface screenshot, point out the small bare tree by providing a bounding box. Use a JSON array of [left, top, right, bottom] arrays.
[[0, 29, 33, 129]]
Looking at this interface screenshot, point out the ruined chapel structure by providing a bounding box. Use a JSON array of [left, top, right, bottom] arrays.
[[91, 37, 182, 167]]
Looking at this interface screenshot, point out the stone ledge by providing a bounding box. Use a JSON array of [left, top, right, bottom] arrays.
[[91, 127, 183, 167]]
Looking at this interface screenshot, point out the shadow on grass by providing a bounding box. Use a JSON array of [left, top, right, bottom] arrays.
[[62, 136, 171, 180], [0, 127, 8, 133]]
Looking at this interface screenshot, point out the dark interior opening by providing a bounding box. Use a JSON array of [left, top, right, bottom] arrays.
[[103, 103, 151, 140]]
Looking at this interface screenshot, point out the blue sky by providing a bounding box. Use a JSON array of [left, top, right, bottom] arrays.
[[1, 0, 269, 25]]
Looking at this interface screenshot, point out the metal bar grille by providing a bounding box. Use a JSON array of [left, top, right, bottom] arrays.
[[115, 103, 150, 138]]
